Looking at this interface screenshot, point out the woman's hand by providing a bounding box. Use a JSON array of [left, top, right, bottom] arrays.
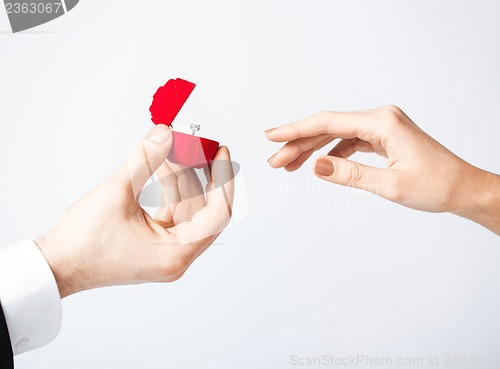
[[36, 125, 234, 298], [265, 105, 500, 234]]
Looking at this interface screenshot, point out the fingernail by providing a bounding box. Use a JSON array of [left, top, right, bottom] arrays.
[[267, 153, 277, 163], [264, 128, 277, 134], [315, 159, 334, 176], [148, 125, 171, 143]]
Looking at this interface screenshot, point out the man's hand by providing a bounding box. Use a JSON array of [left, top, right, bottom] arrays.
[[265, 105, 500, 234], [36, 124, 234, 298]]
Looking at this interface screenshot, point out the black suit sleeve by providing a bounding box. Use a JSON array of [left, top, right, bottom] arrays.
[[0, 302, 13, 369]]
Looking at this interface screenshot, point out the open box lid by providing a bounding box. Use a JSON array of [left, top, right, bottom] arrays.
[[149, 78, 196, 127]]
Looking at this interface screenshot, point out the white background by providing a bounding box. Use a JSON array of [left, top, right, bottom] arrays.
[[1, 1, 499, 368]]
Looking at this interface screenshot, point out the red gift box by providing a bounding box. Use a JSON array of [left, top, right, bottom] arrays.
[[149, 78, 219, 168]]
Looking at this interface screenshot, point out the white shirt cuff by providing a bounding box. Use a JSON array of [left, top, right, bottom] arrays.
[[0, 240, 62, 355]]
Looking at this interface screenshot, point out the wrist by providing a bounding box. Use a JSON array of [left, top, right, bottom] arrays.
[[34, 234, 78, 299], [449, 163, 500, 234]]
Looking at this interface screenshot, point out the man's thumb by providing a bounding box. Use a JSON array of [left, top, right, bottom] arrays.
[[314, 156, 389, 196], [114, 125, 173, 198]]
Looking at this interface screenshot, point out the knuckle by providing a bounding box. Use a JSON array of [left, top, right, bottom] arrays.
[[169, 270, 187, 283], [283, 141, 302, 158], [312, 111, 333, 132], [172, 167, 188, 178], [159, 254, 190, 278], [315, 110, 332, 120], [384, 104, 403, 115], [381, 109, 402, 131], [344, 162, 364, 186], [216, 210, 232, 230]]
